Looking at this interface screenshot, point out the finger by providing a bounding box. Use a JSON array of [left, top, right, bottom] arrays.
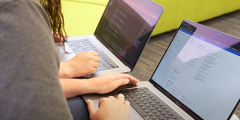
[[86, 99, 97, 115], [124, 100, 130, 107], [95, 56, 100, 62], [91, 68, 97, 73], [108, 96, 116, 100], [91, 56, 100, 62], [114, 79, 130, 86], [118, 74, 139, 84], [94, 62, 100, 68], [116, 94, 125, 103], [99, 98, 107, 108], [128, 76, 139, 84], [124, 101, 130, 116], [90, 51, 99, 56]]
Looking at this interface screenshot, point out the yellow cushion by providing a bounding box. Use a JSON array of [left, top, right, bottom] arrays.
[[151, 0, 177, 36], [194, 0, 228, 22], [62, 0, 240, 36], [225, 0, 240, 13]]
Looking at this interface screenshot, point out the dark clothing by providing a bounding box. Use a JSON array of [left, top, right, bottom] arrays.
[[0, 0, 77, 119], [67, 96, 90, 120]]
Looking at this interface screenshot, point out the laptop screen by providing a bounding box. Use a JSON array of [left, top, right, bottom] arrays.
[[94, 0, 164, 68], [151, 20, 240, 120]]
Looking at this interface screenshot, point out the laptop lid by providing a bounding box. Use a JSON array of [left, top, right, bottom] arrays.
[[94, 0, 164, 69], [149, 19, 240, 120]]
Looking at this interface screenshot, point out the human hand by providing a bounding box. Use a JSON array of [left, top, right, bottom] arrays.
[[87, 94, 130, 120], [87, 72, 139, 94], [60, 51, 100, 78]]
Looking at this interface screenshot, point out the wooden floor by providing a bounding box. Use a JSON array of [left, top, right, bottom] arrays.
[[131, 10, 240, 119]]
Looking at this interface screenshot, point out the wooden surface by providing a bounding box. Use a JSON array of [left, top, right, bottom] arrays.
[[130, 10, 240, 119]]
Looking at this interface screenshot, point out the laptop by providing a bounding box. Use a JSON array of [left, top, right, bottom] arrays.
[[83, 19, 240, 120], [58, 0, 164, 77], [229, 99, 240, 120]]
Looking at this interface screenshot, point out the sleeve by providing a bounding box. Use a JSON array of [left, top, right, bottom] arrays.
[[0, 0, 73, 120]]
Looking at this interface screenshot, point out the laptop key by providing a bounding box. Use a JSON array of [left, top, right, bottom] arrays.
[[162, 114, 170, 118], [147, 112, 154, 116], [159, 111, 167, 115], [152, 104, 158, 108], [145, 97, 151, 100], [145, 104, 151, 107], [165, 110, 174, 116], [142, 100, 148, 104], [139, 98, 145, 101], [135, 101, 142, 105], [149, 107, 155, 110], [135, 95, 142, 99], [131, 97, 138, 101], [144, 109, 151, 113], [143, 116, 152, 120], [140, 106, 147, 110], [155, 112, 162, 117], [158, 116, 166, 120], [129, 100, 147, 117], [151, 110, 158, 114], [128, 94, 134, 98], [149, 115, 158, 119], [170, 114, 178, 119]]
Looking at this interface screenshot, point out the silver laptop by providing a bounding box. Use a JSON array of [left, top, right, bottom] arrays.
[[58, 0, 164, 77], [83, 19, 240, 120]]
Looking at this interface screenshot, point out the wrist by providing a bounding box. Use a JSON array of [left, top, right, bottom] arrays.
[[59, 62, 72, 78], [82, 78, 98, 94]]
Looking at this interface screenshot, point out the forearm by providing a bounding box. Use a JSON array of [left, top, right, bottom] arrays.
[[59, 62, 71, 78], [59, 78, 96, 98]]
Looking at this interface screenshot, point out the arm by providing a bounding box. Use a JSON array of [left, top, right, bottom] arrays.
[[59, 78, 94, 98], [60, 72, 139, 98]]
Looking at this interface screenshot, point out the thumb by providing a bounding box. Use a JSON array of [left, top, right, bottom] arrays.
[[86, 99, 97, 115], [115, 79, 130, 86]]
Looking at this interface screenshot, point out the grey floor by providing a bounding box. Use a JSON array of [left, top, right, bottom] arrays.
[[131, 10, 240, 118]]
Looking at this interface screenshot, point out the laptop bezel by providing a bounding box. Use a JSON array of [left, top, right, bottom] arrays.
[[94, 0, 164, 70]]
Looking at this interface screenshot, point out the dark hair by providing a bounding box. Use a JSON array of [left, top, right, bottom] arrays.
[[42, 0, 66, 49]]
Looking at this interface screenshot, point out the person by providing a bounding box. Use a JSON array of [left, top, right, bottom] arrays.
[[0, 0, 139, 120]]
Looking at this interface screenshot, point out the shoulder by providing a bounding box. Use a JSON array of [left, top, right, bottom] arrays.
[[0, 0, 59, 69], [0, 0, 44, 10], [0, 0, 51, 28]]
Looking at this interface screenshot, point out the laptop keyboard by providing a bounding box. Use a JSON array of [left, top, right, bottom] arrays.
[[118, 87, 184, 120], [66, 39, 118, 71]]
